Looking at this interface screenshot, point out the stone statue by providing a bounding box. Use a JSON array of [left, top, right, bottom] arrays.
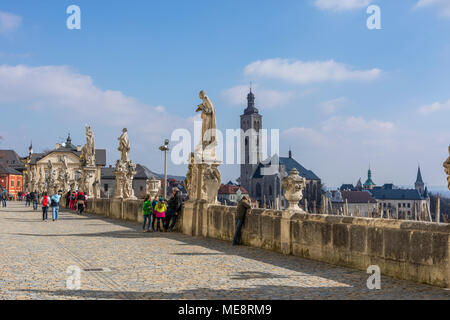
[[185, 153, 198, 198], [444, 145, 450, 190], [38, 166, 45, 192], [282, 168, 307, 212], [81, 125, 96, 167], [114, 128, 136, 199], [203, 164, 221, 203], [118, 128, 130, 162], [46, 160, 56, 194], [195, 90, 217, 162]]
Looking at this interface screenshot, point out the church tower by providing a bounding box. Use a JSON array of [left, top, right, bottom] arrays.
[[415, 166, 425, 196], [240, 87, 263, 192]]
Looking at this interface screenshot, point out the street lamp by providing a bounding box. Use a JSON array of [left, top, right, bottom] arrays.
[[159, 139, 170, 200]]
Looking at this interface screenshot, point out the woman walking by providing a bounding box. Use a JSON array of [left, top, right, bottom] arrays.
[[153, 197, 167, 232], [41, 192, 50, 221]]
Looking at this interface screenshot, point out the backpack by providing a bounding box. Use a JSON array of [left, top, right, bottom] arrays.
[[51, 198, 58, 207], [42, 196, 49, 207]]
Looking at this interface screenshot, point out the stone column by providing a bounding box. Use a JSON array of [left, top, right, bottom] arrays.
[[436, 196, 440, 223]]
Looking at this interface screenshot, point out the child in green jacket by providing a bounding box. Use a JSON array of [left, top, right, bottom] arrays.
[[142, 195, 153, 232]]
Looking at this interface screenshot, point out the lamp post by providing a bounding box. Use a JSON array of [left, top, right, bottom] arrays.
[[159, 139, 170, 200]]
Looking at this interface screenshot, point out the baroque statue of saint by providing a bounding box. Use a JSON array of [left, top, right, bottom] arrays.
[[196, 90, 217, 161], [118, 128, 130, 162]]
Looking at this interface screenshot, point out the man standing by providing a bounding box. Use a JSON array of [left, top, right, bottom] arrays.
[[51, 190, 62, 221], [233, 196, 251, 246], [25, 192, 31, 207], [165, 187, 183, 231]]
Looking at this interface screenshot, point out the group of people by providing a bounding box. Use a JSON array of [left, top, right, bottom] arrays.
[[67, 191, 88, 215], [3, 184, 253, 247], [141, 187, 183, 232], [20, 190, 87, 221]]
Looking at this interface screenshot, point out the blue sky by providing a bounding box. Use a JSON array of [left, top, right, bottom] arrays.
[[1, 0, 450, 189]]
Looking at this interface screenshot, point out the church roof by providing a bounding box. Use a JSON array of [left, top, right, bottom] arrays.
[[341, 191, 377, 204], [134, 164, 159, 180], [368, 189, 424, 201], [251, 154, 320, 181]]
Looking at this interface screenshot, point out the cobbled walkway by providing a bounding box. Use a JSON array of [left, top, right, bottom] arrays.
[[0, 202, 449, 300]]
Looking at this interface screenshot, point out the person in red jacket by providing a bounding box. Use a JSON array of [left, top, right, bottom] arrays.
[[41, 192, 50, 221]]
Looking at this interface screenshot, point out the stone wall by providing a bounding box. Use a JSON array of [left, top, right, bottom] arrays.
[[78, 198, 450, 288]]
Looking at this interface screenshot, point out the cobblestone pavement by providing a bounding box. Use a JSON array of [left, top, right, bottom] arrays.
[[1, 203, 449, 300]]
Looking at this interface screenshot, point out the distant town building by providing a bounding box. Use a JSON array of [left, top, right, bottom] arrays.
[[218, 184, 249, 206], [23, 135, 106, 193], [0, 163, 23, 199], [331, 190, 378, 217], [332, 166, 431, 219]]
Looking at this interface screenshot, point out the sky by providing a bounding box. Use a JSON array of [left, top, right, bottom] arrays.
[[0, 0, 450, 190]]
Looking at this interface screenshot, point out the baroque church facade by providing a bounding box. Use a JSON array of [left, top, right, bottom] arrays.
[[239, 89, 322, 210]]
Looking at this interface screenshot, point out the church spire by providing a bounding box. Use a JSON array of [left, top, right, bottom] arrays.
[[244, 84, 259, 115], [416, 166, 424, 184], [415, 165, 425, 195]]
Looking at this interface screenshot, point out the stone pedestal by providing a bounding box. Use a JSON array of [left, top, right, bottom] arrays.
[[81, 166, 97, 197], [114, 160, 137, 200]]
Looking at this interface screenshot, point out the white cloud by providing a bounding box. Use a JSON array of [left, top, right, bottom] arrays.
[[0, 64, 191, 142], [222, 84, 294, 108], [280, 116, 450, 187], [315, 0, 373, 11], [318, 97, 348, 115], [284, 116, 394, 147], [415, 0, 450, 17], [418, 99, 450, 114], [244, 58, 381, 85], [0, 11, 22, 34]]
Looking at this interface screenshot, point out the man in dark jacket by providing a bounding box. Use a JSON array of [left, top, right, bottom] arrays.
[[233, 196, 251, 246], [31, 191, 39, 211], [165, 187, 183, 231]]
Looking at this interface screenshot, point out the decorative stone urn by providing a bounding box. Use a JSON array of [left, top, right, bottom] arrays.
[[146, 177, 161, 199], [282, 168, 306, 211]]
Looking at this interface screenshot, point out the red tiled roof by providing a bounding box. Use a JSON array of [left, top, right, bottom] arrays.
[[218, 184, 249, 195], [341, 191, 377, 204]]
